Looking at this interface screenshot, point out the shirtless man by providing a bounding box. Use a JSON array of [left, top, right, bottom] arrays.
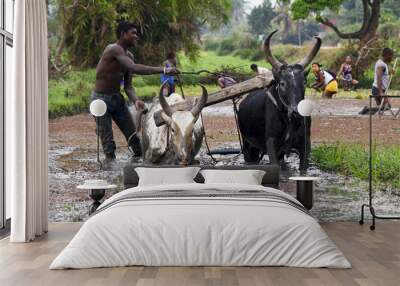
[[91, 21, 179, 164]]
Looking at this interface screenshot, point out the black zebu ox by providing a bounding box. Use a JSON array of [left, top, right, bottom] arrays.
[[238, 31, 321, 172]]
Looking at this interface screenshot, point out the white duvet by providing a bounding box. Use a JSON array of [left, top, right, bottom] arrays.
[[50, 183, 351, 269]]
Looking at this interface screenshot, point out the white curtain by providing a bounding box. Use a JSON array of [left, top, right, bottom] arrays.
[[7, 0, 48, 242]]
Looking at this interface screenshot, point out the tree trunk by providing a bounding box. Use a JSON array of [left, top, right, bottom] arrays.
[[54, 0, 66, 67], [359, 0, 380, 47], [54, 35, 65, 67], [320, 0, 381, 49]]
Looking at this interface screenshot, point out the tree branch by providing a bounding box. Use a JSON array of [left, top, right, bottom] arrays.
[[319, 18, 364, 39], [318, 0, 379, 41]]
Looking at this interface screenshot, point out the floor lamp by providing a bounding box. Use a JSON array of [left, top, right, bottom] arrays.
[[359, 95, 400, 230], [89, 99, 107, 169], [298, 98, 314, 168], [289, 99, 317, 210]]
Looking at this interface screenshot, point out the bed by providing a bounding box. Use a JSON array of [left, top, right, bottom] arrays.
[[50, 165, 350, 269]]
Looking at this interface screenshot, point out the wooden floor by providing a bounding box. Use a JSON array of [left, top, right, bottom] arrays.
[[0, 221, 399, 286]]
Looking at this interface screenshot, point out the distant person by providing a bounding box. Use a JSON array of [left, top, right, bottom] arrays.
[[217, 74, 237, 89], [91, 20, 179, 165], [311, 62, 338, 99], [161, 52, 177, 96], [337, 56, 359, 91], [250, 64, 270, 76], [372, 47, 394, 109]]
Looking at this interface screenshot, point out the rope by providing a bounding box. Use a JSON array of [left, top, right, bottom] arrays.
[[199, 99, 244, 165], [175, 74, 185, 99], [200, 112, 218, 165], [232, 97, 243, 153]]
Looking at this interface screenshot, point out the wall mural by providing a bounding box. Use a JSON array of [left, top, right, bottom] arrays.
[[44, 1, 400, 226]]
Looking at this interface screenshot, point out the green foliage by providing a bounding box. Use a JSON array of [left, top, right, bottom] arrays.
[[55, 0, 232, 68], [290, 0, 345, 20], [247, 0, 277, 35], [311, 143, 400, 189], [214, 31, 261, 56], [48, 69, 96, 118], [234, 49, 254, 60], [217, 38, 237, 55], [203, 38, 221, 52]]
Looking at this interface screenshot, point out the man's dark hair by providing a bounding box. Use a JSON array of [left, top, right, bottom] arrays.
[[166, 52, 176, 59], [116, 20, 137, 39], [250, 64, 258, 71], [382, 47, 394, 57], [312, 62, 321, 67]]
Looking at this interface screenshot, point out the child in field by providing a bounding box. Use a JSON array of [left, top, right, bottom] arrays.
[[161, 52, 177, 96], [337, 56, 359, 91], [311, 62, 338, 99]]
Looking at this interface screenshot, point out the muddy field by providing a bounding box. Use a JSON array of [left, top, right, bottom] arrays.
[[49, 97, 400, 222]]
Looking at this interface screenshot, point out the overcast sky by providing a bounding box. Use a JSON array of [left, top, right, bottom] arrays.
[[246, 0, 276, 12]]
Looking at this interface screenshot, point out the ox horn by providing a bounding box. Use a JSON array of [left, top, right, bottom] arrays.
[[159, 80, 173, 117], [190, 85, 208, 117], [298, 36, 322, 68], [263, 30, 283, 70]]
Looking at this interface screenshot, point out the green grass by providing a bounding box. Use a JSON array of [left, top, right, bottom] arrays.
[[305, 88, 371, 99], [178, 50, 270, 71], [48, 49, 380, 117], [311, 143, 400, 189]]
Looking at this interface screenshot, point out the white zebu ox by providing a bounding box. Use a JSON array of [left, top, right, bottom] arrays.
[[133, 83, 208, 165]]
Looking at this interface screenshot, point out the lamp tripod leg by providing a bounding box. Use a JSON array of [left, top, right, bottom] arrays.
[[96, 117, 102, 170], [359, 203, 368, 225]]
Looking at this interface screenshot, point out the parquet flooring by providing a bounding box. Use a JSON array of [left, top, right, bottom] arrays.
[[0, 221, 399, 286]]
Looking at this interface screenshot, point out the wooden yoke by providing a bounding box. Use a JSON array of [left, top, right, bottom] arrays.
[[153, 72, 274, 126]]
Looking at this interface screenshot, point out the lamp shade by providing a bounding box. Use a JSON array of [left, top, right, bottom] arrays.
[[297, 99, 314, 117], [90, 99, 107, 117]]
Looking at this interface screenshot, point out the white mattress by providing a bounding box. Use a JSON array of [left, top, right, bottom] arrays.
[[50, 183, 351, 269]]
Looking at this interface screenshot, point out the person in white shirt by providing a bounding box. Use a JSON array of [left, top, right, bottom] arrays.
[[250, 64, 270, 76], [311, 62, 338, 99], [372, 47, 394, 108]]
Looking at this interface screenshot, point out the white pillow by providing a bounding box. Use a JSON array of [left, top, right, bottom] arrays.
[[136, 167, 200, 186], [200, 169, 266, 185]]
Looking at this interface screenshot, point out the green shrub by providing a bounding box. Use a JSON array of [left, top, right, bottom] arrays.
[[311, 143, 400, 189], [203, 37, 220, 51], [250, 49, 264, 61], [233, 48, 254, 60], [217, 38, 237, 56]]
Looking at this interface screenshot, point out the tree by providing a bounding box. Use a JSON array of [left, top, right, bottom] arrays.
[[231, 0, 248, 24], [53, 0, 231, 68], [247, 0, 277, 36], [273, 2, 292, 40], [288, 0, 382, 47]]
